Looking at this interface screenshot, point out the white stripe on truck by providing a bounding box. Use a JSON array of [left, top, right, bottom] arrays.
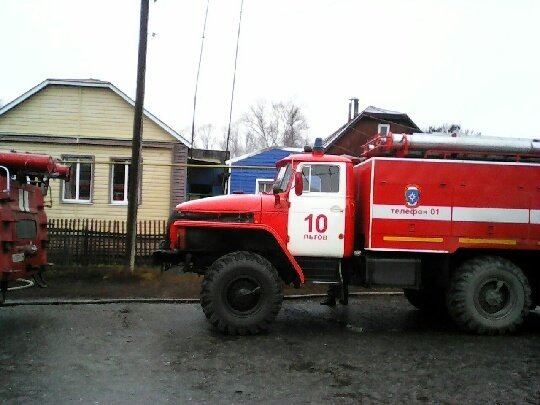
[[372, 204, 534, 224]]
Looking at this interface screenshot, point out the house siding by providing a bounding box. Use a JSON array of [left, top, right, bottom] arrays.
[[229, 149, 296, 194], [0, 141, 174, 220], [0, 85, 174, 142]]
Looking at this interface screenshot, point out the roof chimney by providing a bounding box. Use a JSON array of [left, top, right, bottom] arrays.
[[348, 98, 359, 122]]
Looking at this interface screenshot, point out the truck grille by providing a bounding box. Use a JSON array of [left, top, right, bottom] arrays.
[[172, 211, 254, 223]]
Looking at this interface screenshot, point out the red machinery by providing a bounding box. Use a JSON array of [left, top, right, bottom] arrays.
[[154, 133, 540, 335], [0, 150, 70, 303]]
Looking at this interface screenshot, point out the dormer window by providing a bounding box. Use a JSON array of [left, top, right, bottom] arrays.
[[378, 123, 390, 135]]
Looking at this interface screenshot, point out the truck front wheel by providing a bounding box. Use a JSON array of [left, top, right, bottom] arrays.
[[201, 251, 283, 335], [446, 256, 531, 335]]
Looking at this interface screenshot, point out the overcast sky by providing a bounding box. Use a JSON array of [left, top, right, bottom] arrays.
[[1, 0, 539, 143]]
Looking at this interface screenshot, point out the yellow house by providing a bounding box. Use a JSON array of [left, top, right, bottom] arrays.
[[0, 79, 190, 221]]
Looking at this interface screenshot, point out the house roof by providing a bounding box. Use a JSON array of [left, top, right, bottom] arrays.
[[226, 146, 302, 164], [323, 105, 420, 148], [0, 78, 191, 146]]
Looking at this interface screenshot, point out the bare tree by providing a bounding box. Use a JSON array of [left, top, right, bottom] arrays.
[[241, 100, 309, 151], [426, 123, 482, 136], [219, 122, 245, 158], [195, 123, 215, 149], [275, 101, 308, 147], [242, 101, 279, 148]]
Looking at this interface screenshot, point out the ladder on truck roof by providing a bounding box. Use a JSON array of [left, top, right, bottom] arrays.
[[0, 150, 71, 178], [360, 133, 540, 163], [0, 150, 71, 197]]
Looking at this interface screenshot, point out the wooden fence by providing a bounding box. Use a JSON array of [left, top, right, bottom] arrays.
[[47, 219, 166, 266]]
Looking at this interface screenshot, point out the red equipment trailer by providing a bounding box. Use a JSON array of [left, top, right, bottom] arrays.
[[154, 133, 540, 335], [0, 150, 70, 303]]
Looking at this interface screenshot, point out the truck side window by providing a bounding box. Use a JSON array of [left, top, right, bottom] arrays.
[[274, 163, 293, 192], [302, 165, 340, 193]]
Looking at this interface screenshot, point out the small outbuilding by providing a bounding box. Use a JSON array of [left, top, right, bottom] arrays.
[[227, 147, 302, 194]]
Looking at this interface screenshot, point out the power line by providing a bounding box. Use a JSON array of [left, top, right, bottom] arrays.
[[225, 0, 244, 154], [190, 0, 210, 156]]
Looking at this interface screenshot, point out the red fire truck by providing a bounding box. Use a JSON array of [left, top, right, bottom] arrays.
[[154, 133, 540, 335], [0, 151, 70, 303]]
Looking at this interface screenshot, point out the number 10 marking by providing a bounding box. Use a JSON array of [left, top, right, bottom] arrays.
[[304, 214, 328, 233]]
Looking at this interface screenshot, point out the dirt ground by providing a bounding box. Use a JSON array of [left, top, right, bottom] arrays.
[[6, 265, 354, 301]]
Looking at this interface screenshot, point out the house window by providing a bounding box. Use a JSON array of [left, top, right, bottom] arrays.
[[110, 158, 131, 204], [378, 123, 390, 135], [256, 179, 274, 193], [301, 164, 340, 193], [62, 156, 93, 203]]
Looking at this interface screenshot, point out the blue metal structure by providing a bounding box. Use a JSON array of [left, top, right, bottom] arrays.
[[228, 147, 301, 194]]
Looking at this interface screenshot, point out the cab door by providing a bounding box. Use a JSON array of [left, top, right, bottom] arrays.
[[287, 162, 346, 257]]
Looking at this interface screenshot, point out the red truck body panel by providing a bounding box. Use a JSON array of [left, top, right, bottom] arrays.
[[355, 157, 540, 253], [0, 179, 49, 280], [0, 151, 70, 290]]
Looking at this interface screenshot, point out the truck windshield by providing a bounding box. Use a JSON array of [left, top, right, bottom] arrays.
[[273, 164, 292, 193]]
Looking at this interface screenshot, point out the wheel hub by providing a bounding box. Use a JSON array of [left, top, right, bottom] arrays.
[[226, 278, 262, 314], [485, 289, 503, 307], [478, 280, 510, 315]]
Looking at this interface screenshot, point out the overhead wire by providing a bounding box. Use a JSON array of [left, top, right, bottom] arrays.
[[225, 0, 244, 154], [190, 0, 210, 158], [223, 0, 244, 193]]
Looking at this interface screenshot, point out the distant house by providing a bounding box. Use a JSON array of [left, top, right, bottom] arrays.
[[227, 147, 302, 194], [0, 78, 190, 221], [324, 98, 421, 157]]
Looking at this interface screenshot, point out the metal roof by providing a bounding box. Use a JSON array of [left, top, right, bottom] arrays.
[[0, 79, 191, 147], [226, 146, 302, 164], [363, 106, 408, 115]]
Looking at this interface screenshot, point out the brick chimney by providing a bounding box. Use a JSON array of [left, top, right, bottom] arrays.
[[348, 98, 359, 122]]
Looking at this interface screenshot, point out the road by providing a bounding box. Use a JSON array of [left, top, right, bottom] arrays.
[[1, 296, 539, 404]]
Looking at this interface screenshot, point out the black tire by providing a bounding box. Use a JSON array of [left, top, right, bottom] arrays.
[[446, 256, 531, 335], [201, 251, 283, 335], [403, 288, 446, 314]]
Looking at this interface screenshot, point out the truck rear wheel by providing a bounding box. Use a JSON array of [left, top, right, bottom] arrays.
[[201, 251, 283, 335], [446, 256, 531, 335]]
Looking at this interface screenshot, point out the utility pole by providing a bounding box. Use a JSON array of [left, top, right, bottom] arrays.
[[126, 0, 149, 272]]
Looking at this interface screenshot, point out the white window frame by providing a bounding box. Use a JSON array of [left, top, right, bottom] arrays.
[[61, 156, 93, 204], [255, 178, 274, 194], [110, 159, 130, 205], [378, 123, 390, 135], [110, 158, 142, 205]]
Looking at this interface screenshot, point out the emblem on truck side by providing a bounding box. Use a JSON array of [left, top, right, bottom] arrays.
[[405, 185, 420, 207]]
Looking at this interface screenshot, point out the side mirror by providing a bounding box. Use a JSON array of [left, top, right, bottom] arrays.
[[294, 172, 303, 196]]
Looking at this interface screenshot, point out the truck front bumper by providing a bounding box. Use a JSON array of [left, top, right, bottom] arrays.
[[152, 249, 183, 266]]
